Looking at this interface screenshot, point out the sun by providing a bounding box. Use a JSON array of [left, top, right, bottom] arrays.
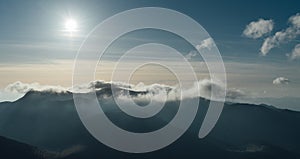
[[65, 19, 78, 32]]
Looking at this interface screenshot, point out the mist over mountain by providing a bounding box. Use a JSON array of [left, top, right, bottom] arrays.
[[0, 81, 299, 159]]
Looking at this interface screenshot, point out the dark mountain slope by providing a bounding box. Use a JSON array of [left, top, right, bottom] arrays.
[[0, 90, 299, 159], [0, 136, 55, 159]]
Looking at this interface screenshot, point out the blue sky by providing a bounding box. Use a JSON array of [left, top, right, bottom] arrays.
[[1, 0, 299, 62], [0, 0, 300, 109]]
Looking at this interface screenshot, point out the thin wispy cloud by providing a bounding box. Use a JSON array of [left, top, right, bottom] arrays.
[[243, 19, 274, 39], [185, 51, 197, 60]]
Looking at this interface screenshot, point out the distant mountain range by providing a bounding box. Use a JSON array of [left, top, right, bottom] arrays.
[[0, 89, 299, 159]]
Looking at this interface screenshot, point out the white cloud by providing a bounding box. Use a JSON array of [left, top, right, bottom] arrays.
[[196, 38, 215, 50], [289, 13, 300, 28], [0, 90, 23, 102], [5, 81, 67, 93], [185, 51, 197, 60], [260, 13, 300, 55], [0, 81, 68, 102], [226, 88, 245, 99], [181, 79, 245, 101], [1, 80, 245, 102], [290, 44, 300, 60], [243, 19, 274, 39], [273, 77, 290, 85], [260, 36, 275, 55]]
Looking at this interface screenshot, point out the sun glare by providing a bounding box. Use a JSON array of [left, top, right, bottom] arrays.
[[65, 19, 78, 32]]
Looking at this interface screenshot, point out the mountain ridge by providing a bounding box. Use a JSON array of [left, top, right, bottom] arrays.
[[0, 89, 299, 158], [7, 89, 299, 113]]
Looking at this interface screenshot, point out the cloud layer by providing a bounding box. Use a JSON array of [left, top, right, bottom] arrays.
[[243, 19, 274, 39], [1, 80, 245, 102], [5, 81, 67, 93]]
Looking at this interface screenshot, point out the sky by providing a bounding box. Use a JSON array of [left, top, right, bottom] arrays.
[[0, 0, 300, 109]]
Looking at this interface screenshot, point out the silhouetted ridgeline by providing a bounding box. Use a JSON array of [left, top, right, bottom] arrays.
[[0, 90, 299, 159]]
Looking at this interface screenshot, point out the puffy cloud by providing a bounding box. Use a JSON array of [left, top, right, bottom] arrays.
[[181, 79, 245, 101], [289, 13, 300, 28], [260, 13, 300, 55], [179, 79, 223, 100], [273, 77, 290, 85], [197, 79, 225, 100], [226, 88, 245, 99], [243, 19, 274, 39], [4, 81, 67, 93], [260, 36, 275, 55], [1, 81, 68, 102], [199, 80, 245, 100], [290, 44, 300, 60], [196, 38, 215, 50]]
